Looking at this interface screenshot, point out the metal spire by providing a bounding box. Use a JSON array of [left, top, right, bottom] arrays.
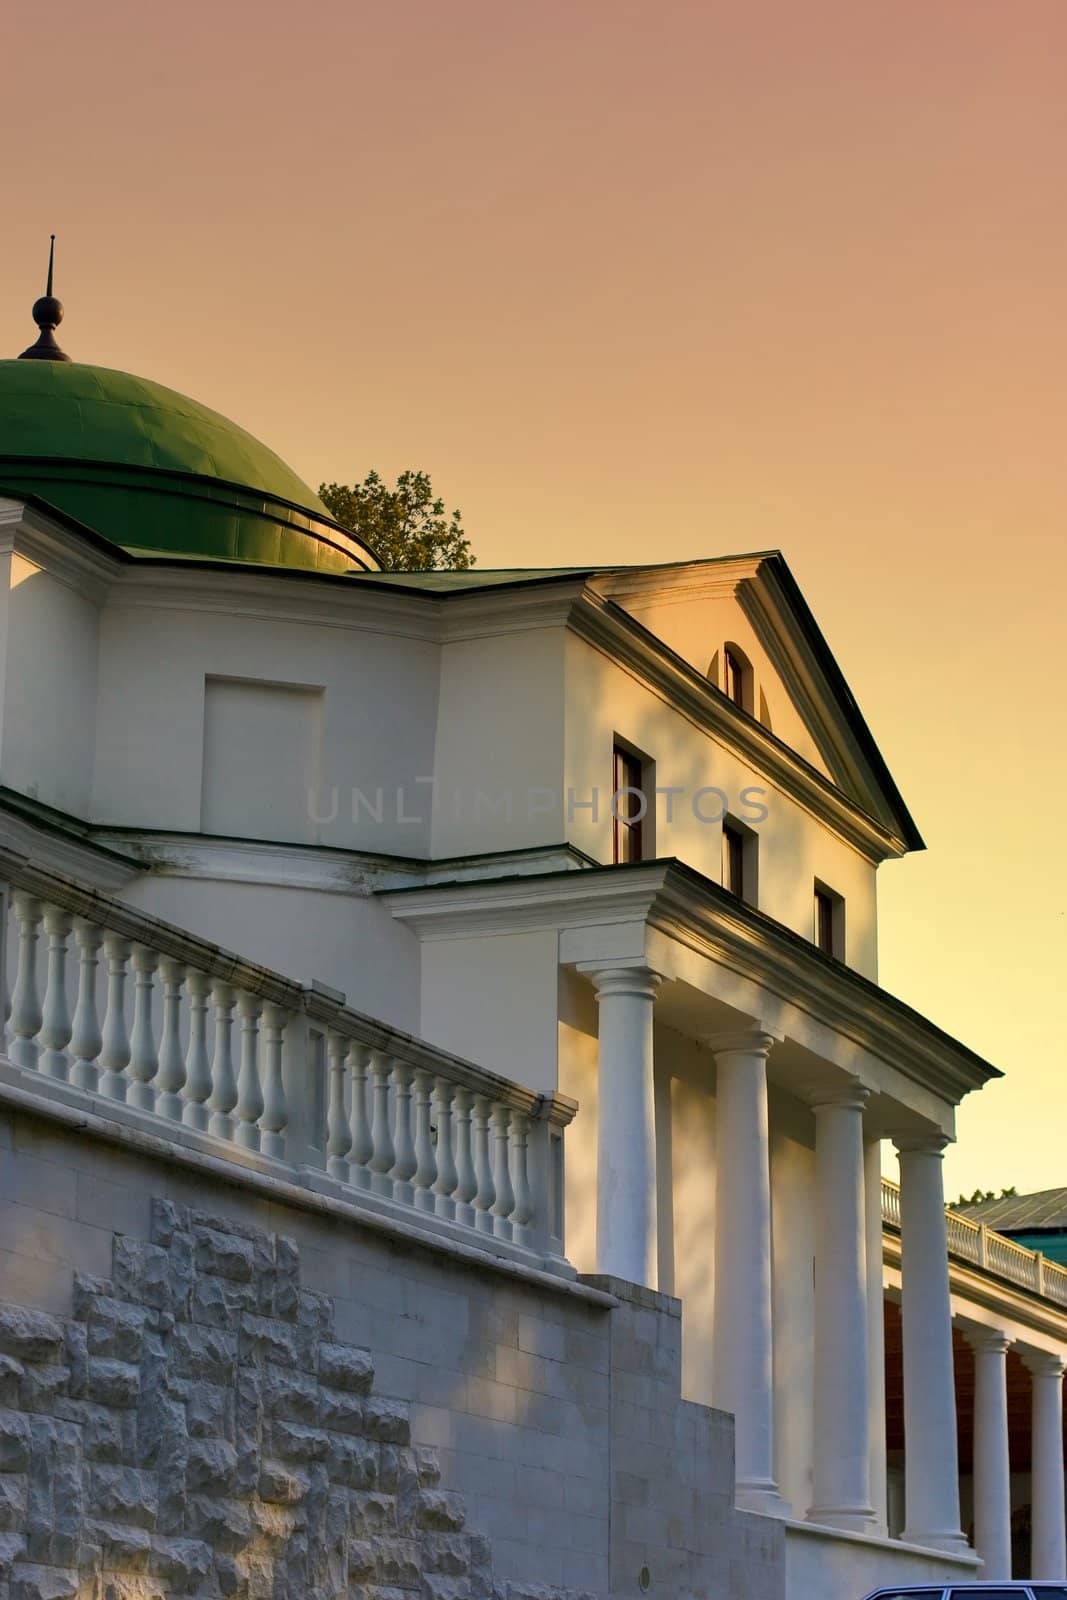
[[18, 235, 72, 362]]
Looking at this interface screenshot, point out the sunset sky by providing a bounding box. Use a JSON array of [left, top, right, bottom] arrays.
[[3, 0, 1065, 1197]]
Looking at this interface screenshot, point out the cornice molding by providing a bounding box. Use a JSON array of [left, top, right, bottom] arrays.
[[110, 566, 588, 647], [0, 510, 914, 861], [0, 802, 137, 894], [0, 498, 124, 605], [108, 566, 446, 641], [740, 566, 897, 830], [382, 860, 999, 1106], [567, 590, 909, 863], [591, 557, 765, 608]]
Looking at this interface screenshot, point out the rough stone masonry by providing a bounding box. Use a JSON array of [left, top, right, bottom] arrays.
[[0, 1196, 593, 1600]]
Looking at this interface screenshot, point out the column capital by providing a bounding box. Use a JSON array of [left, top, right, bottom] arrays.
[[701, 1027, 779, 1059], [962, 1325, 1012, 1357], [1022, 1349, 1067, 1380], [806, 1080, 871, 1113], [577, 961, 664, 1001], [892, 1129, 952, 1157]]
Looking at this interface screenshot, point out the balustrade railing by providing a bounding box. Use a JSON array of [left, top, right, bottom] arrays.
[[881, 1175, 1067, 1310], [0, 849, 575, 1276]]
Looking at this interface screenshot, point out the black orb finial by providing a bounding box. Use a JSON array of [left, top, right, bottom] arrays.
[[18, 236, 72, 362]]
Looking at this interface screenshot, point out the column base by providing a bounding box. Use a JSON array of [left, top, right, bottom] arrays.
[[737, 1481, 793, 1519], [806, 1505, 878, 1534], [901, 1527, 970, 1554]]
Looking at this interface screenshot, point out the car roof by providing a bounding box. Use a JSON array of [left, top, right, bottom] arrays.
[[867, 1585, 1067, 1595]]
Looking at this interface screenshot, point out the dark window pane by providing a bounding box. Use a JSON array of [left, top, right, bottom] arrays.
[[950, 1591, 1023, 1600], [723, 648, 744, 707], [722, 823, 744, 896], [612, 746, 644, 864], [815, 888, 835, 953], [871, 1591, 944, 1600]]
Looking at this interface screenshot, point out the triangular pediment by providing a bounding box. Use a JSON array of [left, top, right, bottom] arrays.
[[589, 554, 921, 850]]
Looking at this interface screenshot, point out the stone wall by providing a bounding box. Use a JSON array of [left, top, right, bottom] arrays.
[[0, 1101, 785, 1600]]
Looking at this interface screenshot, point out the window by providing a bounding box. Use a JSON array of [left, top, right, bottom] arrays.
[[949, 1591, 1025, 1600], [814, 882, 845, 959], [612, 744, 646, 864], [721, 817, 757, 904], [721, 642, 753, 713], [723, 647, 745, 707], [722, 820, 744, 895]]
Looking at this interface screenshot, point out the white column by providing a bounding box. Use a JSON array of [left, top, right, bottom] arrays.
[[965, 1328, 1012, 1581], [894, 1133, 967, 1551], [706, 1028, 787, 1515], [865, 1136, 889, 1536], [580, 963, 662, 1289], [809, 1085, 875, 1530], [1025, 1350, 1066, 1580]]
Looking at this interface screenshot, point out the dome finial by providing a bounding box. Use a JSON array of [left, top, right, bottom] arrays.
[[18, 235, 72, 363]]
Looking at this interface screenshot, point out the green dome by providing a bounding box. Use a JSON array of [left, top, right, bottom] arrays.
[[0, 360, 377, 574]]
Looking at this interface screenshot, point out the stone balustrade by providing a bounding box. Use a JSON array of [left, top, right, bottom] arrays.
[[0, 847, 575, 1277], [882, 1175, 1067, 1309]]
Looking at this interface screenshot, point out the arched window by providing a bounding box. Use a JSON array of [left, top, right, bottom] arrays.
[[721, 643, 753, 714]]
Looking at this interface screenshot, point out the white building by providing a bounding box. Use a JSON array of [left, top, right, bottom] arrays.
[[0, 292, 1064, 1600]]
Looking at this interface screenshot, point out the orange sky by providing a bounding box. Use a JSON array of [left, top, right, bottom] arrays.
[[3, 0, 1065, 1197]]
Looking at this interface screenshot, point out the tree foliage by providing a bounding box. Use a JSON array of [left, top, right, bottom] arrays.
[[951, 1186, 1018, 1208], [319, 470, 474, 572]]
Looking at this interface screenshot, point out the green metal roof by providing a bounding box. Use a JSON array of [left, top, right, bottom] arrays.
[[0, 360, 377, 573]]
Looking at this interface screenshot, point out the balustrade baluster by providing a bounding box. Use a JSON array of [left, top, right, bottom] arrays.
[[8, 892, 43, 1071], [207, 981, 237, 1140], [155, 958, 186, 1120], [490, 1103, 516, 1239], [97, 934, 131, 1101], [127, 946, 160, 1111], [472, 1094, 496, 1234], [347, 1043, 373, 1188], [453, 1087, 477, 1228], [183, 970, 212, 1130], [235, 994, 264, 1150], [391, 1061, 417, 1206], [260, 1002, 288, 1159], [368, 1048, 395, 1197], [69, 921, 103, 1090], [38, 907, 73, 1080], [326, 1029, 352, 1178], [412, 1069, 437, 1211], [431, 1078, 458, 1221], [510, 1110, 533, 1241]]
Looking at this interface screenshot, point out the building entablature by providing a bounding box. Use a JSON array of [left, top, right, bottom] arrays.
[[383, 858, 999, 1129]]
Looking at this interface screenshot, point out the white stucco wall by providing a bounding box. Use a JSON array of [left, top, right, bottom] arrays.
[[91, 600, 440, 855], [431, 630, 566, 858], [563, 633, 879, 977], [419, 927, 562, 1091], [1, 557, 100, 816], [784, 1522, 978, 1599], [120, 873, 421, 1033], [615, 590, 833, 777], [557, 968, 599, 1277], [769, 1090, 818, 1520]]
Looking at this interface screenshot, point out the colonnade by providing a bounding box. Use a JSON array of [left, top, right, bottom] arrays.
[[963, 1337, 1066, 1581], [582, 960, 1067, 1575]]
